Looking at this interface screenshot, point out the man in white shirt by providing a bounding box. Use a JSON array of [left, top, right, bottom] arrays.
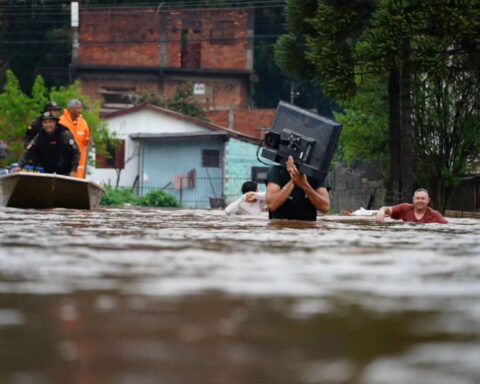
[[225, 181, 266, 216]]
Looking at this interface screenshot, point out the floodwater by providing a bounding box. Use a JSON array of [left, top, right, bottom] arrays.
[[0, 208, 479, 384]]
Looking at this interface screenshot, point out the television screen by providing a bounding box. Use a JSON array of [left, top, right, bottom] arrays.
[[261, 101, 342, 181]]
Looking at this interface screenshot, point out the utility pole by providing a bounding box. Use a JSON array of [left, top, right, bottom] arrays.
[[71, 2, 79, 65]]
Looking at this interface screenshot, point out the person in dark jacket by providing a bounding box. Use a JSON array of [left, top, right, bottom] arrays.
[[24, 101, 62, 147], [12, 111, 80, 177]]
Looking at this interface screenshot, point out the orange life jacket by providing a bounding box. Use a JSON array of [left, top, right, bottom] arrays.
[[59, 109, 90, 178]]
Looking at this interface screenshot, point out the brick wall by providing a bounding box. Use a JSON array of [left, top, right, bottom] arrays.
[[198, 10, 250, 70], [78, 8, 161, 66], [78, 7, 252, 71], [205, 109, 275, 139], [164, 78, 248, 110], [205, 111, 229, 128], [79, 74, 160, 113], [232, 109, 275, 138]]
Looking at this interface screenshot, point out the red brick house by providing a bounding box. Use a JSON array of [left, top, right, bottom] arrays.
[[71, 5, 274, 138]]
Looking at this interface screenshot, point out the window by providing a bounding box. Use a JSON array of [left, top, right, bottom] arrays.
[[100, 87, 136, 111], [202, 149, 220, 168], [181, 29, 201, 68], [96, 140, 125, 169], [251, 166, 269, 183]]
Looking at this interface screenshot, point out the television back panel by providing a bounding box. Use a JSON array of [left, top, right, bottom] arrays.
[[261, 101, 342, 181]]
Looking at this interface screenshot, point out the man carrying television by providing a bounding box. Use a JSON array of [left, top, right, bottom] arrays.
[[266, 156, 330, 221]]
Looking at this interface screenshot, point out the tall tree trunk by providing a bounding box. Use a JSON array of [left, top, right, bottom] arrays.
[[400, 38, 415, 202], [388, 68, 402, 204]]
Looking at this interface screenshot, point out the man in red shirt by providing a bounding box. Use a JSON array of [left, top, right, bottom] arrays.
[[376, 188, 448, 224]]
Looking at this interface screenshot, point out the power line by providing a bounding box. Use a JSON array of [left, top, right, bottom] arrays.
[[0, 33, 282, 45], [0, 1, 285, 13], [0, 0, 284, 8]]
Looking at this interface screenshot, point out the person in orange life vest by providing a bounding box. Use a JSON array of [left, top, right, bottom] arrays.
[[59, 99, 90, 178]]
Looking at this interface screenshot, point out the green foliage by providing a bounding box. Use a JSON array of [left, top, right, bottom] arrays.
[[0, 70, 36, 164], [137, 92, 162, 106], [165, 83, 206, 120], [274, 34, 317, 82], [141, 190, 181, 208], [412, 69, 480, 211], [0, 1, 71, 91], [333, 77, 389, 172], [100, 187, 180, 208], [100, 186, 141, 206], [31, 76, 49, 114], [275, 0, 376, 101]]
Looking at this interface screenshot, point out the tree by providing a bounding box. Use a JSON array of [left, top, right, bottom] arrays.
[[0, 1, 71, 90], [355, 0, 480, 210], [333, 76, 389, 173], [0, 70, 36, 164], [275, 0, 480, 206], [412, 69, 480, 212]]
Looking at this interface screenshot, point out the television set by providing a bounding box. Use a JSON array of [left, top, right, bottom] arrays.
[[261, 101, 342, 181]]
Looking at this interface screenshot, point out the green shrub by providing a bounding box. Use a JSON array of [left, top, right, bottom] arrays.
[[100, 187, 180, 208], [141, 189, 180, 208], [100, 186, 141, 206]]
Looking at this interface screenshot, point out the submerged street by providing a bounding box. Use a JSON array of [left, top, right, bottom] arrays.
[[0, 207, 479, 384]]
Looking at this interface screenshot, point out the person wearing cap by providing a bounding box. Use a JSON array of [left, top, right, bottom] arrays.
[[59, 99, 90, 179], [24, 101, 62, 148], [12, 111, 80, 177]]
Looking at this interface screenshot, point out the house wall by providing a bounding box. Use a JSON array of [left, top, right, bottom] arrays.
[[88, 108, 212, 187], [139, 138, 225, 209], [224, 138, 272, 204]]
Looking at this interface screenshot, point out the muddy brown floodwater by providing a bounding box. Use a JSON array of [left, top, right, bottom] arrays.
[[0, 207, 479, 384]]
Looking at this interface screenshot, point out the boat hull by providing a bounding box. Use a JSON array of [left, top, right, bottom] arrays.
[[0, 173, 106, 209]]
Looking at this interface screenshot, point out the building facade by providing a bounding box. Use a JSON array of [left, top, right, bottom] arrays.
[[90, 104, 270, 208], [71, 5, 275, 139]]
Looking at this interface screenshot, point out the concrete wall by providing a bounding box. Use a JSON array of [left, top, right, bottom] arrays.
[[329, 161, 385, 212]]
